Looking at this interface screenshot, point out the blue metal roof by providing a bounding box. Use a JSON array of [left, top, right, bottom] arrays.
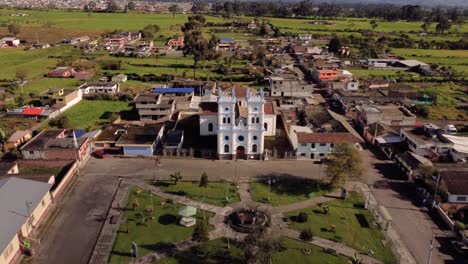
[[219, 37, 234, 42], [154, 88, 194, 93], [68, 129, 86, 138]]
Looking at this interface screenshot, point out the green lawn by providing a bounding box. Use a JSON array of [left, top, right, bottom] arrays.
[[286, 192, 397, 264], [153, 181, 240, 207], [250, 179, 331, 206], [158, 237, 349, 264], [54, 100, 132, 130], [109, 187, 213, 264]]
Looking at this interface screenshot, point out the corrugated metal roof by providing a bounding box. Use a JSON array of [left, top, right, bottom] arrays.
[[154, 88, 194, 93]]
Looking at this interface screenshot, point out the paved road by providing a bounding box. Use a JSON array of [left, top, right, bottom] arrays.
[[84, 157, 327, 182], [32, 172, 119, 264], [360, 147, 454, 264]]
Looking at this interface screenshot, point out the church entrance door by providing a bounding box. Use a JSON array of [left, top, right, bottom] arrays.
[[236, 146, 246, 160]]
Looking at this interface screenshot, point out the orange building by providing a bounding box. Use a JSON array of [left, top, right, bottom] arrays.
[[318, 69, 339, 81]]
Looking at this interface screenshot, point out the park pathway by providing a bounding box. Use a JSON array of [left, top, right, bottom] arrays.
[[279, 228, 383, 264], [92, 179, 386, 264]]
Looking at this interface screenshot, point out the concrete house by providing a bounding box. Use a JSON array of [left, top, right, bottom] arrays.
[[39, 88, 82, 107], [3, 131, 32, 152], [134, 93, 175, 121], [115, 125, 164, 156], [111, 74, 128, 83], [400, 124, 453, 159], [295, 132, 361, 160], [441, 171, 468, 204], [47, 67, 75, 78], [80, 82, 120, 95], [0, 177, 53, 264], [20, 129, 91, 161]]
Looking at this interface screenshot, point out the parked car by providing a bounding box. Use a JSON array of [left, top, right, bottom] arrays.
[[92, 149, 108, 159]]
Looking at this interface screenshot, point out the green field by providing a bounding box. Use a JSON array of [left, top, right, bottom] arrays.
[[53, 100, 131, 130], [109, 187, 213, 264], [153, 181, 240, 207], [286, 192, 397, 264]]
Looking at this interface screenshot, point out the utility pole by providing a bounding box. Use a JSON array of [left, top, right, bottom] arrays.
[[432, 172, 441, 208], [427, 231, 435, 264]]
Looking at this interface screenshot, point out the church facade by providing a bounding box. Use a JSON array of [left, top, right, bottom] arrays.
[[199, 85, 270, 160]]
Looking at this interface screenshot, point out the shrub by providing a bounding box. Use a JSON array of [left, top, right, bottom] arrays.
[[299, 228, 314, 242], [455, 221, 466, 230], [297, 212, 308, 223]]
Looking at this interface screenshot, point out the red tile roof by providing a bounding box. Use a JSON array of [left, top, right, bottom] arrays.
[[22, 108, 44, 116], [264, 102, 275, 115], [218, 83, 257, 99], [297, 132, 360, 144]]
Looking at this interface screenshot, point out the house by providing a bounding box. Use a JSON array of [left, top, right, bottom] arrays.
[[39, 88, 82, 106], [0, 37, 20, 47], [3, 130, 32, 152], [111, 74, 128, 83], [295, 132, 361, 160], [298, 34, 312, 42], [22, 107, 44, 118], [439, 134, 468, 162], [80, 82, 120, 95], [31, 43, 50, 49], [400, 124, 453, 160], [167, 36, 184, 49], [316, 69, 339, 81], [47, 67, 75, 78], [20, 129, 90, 161], [395, 151, 433, 179], [0, 161, 19, 175], [329, 81, 359, 92], [93, 125, 127, 153], [355, 104, 416, 127], [154, 87, 194, 97], [0, 177, 53, 264], [134, 93, 175, 121], [267, 76, 316, 98], [392, 60, 429, 70], [115, 125, 164, 156], [441, 171, 468, 204]]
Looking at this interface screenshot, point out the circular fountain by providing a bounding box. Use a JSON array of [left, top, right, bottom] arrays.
[[227, 207, 271, 233]]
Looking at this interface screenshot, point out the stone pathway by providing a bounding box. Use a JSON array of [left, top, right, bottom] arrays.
[[91, 179, 386, 264]]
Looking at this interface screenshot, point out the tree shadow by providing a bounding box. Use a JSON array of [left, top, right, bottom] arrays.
[[255, 175, 331, 198], [158, 214, 177, 225], [140, 241, 177, 256], [166, 190, 187, 196]]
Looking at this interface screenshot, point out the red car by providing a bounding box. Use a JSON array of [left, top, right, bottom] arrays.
[[93, 149, 108, 159]]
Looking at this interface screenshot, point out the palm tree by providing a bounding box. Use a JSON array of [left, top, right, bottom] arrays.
[[170, 171, 183, 185]]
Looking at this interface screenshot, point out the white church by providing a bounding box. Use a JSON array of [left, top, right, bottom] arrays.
[[199, 84, 276, 160]]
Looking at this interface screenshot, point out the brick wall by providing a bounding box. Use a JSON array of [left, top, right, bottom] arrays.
[[18, 159, 74, 168]]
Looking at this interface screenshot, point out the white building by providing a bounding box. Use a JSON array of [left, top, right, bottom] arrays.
[[111, 74, 128, 83], [0, 177, 53, 264], [80, 82, 120, 95], [295, 132, 361, 160], [199, 86, 272, 160]]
